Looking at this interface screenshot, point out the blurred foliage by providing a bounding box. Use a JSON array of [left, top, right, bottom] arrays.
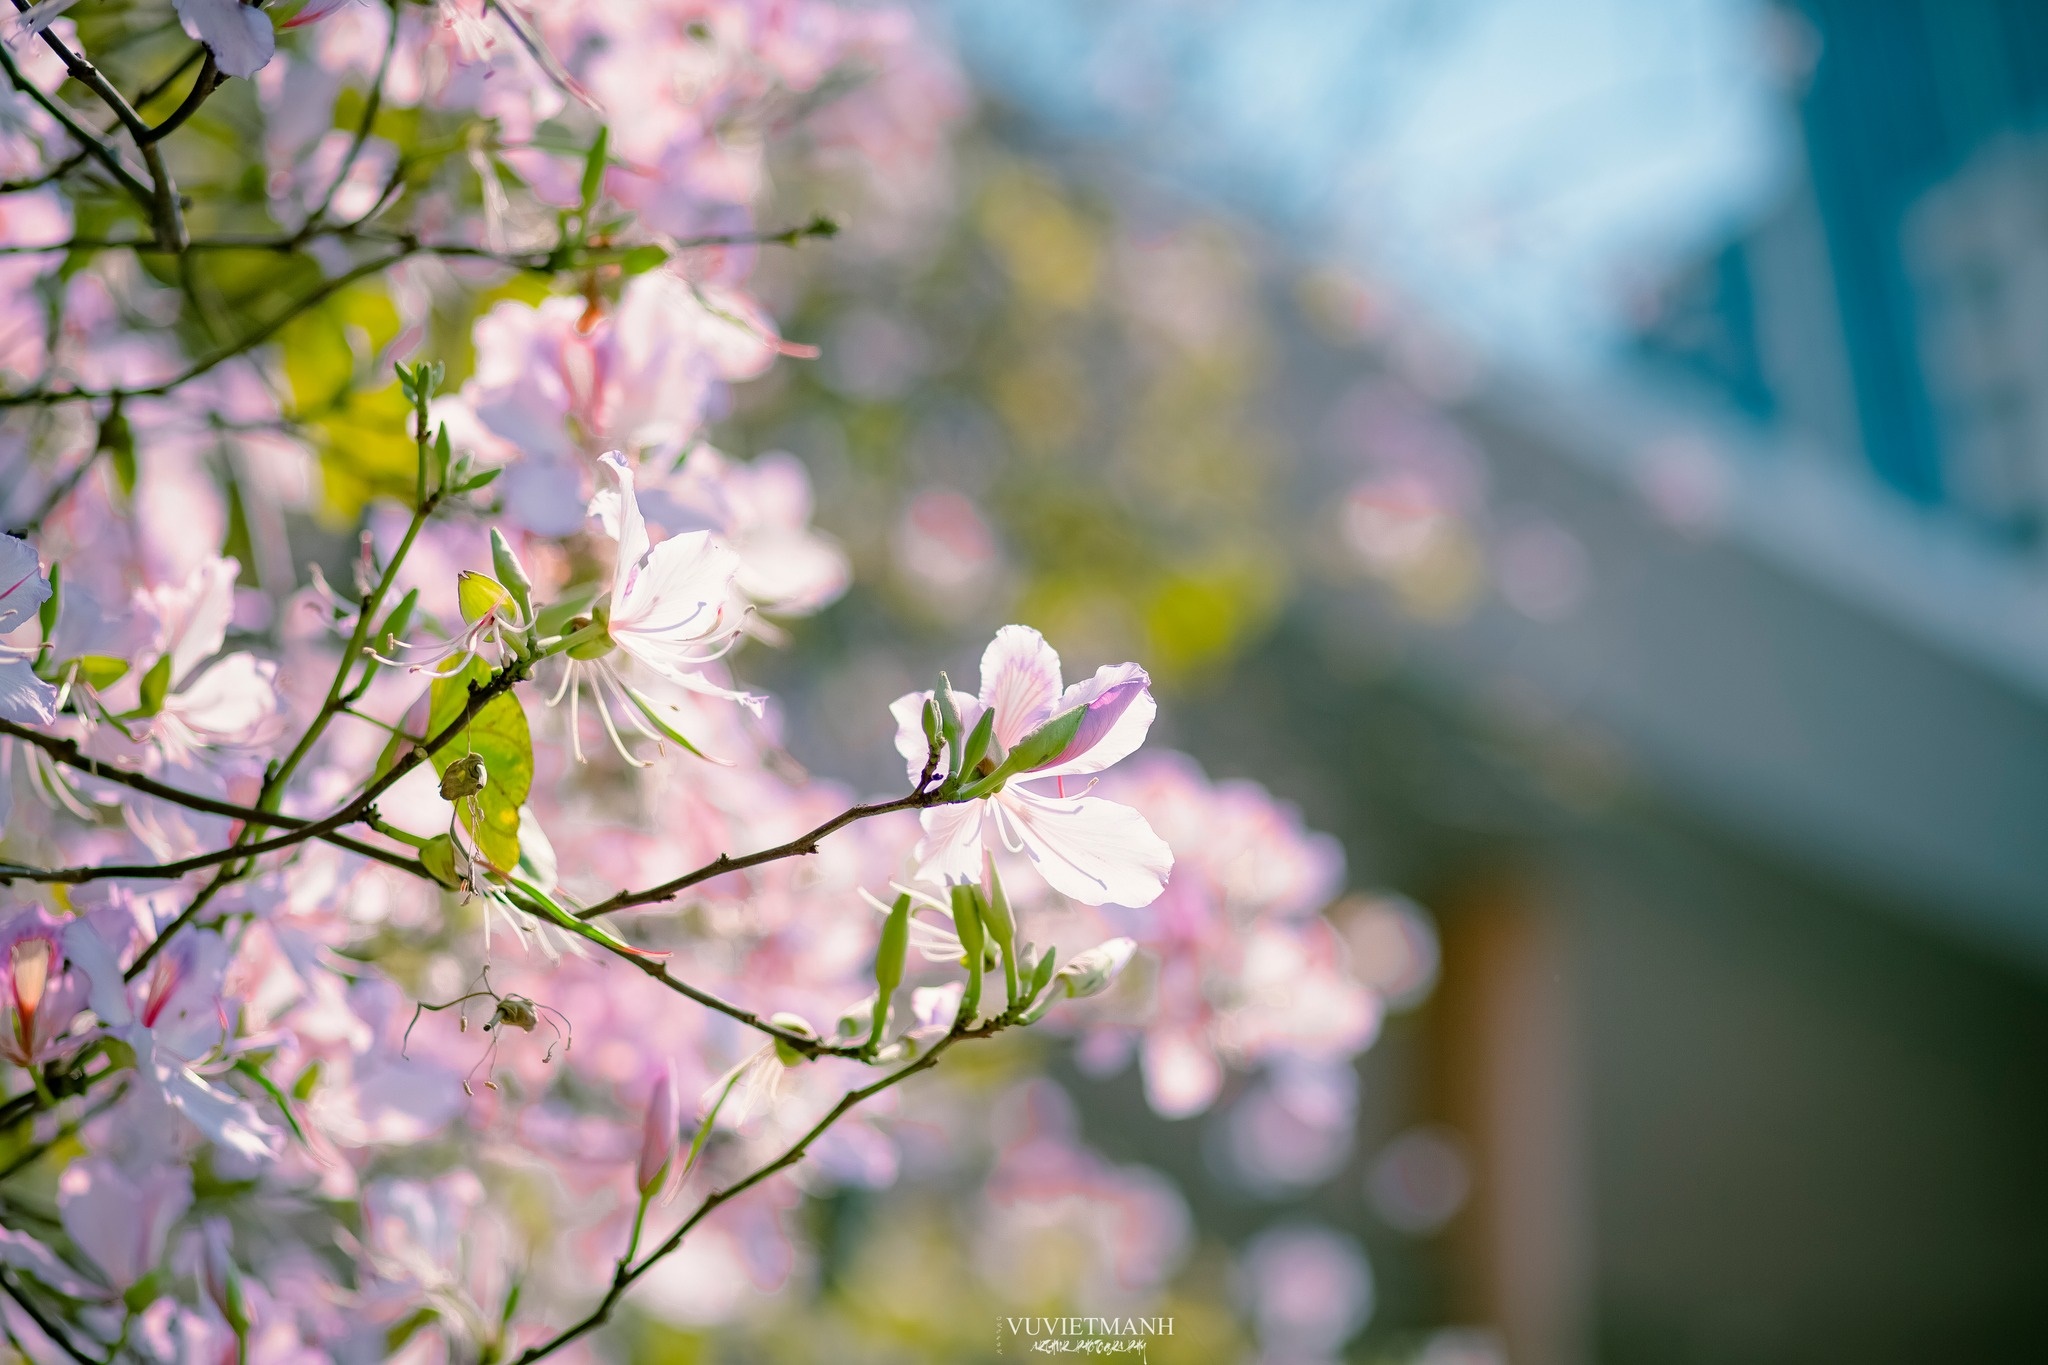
[[725, 136, 1299, 687]]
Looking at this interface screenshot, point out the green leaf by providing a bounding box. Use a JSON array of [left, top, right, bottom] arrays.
[[620, 244, 668, 275], [135, 652, 173, 717], [420, 834, 460, 889], [578, 126, 610, 215], [73, 655, 128, 691], [459, 468, 503, 493], [232, 1058, 309, 1147], [505, 876, 666, 961], [426, 657, 532, 872], [38, 561, 59, 639], [619, 683, 713, 761]]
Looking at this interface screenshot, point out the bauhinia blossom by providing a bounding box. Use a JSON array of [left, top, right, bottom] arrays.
[[547, 452, 755, 763], [891, 626, 1173, 906], [0, 906, 85, 1069]]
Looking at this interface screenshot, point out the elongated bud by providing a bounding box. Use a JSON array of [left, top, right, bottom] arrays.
[[875, 893, 910, 999], [920, 697, 942, 763], [959, 707, 995, 778], [489, 527, 534, 622], [637, 1071, 680, 1195], [952, 883, 986, 1021], [1056, 937, 1136, 999], [868, 893, 910, 1053], [1024, 944, 1060, 1008], [980, 853, 1020, 1009], [935, 673, 964, 779]]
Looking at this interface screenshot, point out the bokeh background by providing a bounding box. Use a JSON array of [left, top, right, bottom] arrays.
[[690, 0, 2048, 1361]]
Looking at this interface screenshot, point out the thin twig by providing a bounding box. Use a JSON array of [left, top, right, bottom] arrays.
[[0, 1270, 102, 1365], [512, 1020, 1000, 1362]]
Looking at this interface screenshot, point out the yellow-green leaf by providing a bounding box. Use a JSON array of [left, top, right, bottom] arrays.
[[426, 657, 531, 872]]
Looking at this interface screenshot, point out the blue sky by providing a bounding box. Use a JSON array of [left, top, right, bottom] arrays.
[[941, 0, 1797, 367]]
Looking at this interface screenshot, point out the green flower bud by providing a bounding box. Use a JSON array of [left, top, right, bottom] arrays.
[[867, 893, 911, 1053], [952, 883, 986, 1022], [489, 527, 535, 622], [959, 707, 996, 779], [770, 1012, 816, 1066]]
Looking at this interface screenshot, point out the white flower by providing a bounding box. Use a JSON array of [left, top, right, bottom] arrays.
[[546, 453, 755, 765], [890, 627, 1172, 907]]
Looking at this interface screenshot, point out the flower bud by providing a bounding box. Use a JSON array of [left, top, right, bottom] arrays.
[[1056, 937, 1136, 1000], [867, 893, 911, 1052], [489, 527, 535, 622], [951, 883, 986, 1020], [959, 707, 996, 778], [770, 1012, 816, 1066], [636, 1072, 680, 1195]]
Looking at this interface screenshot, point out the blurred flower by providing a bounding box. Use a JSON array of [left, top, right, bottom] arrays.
[[1237, 1224, 1373, 1365], [1366, 1126, 1472, 1235], [58, 1157, 192, 1292]]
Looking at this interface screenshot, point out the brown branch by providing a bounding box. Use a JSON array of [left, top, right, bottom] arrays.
[[577, 739, 946, 920], [120, 657, 532, 977], [512, 1019, 1001, 1363]]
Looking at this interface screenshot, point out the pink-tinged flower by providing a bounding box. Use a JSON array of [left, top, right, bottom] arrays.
[[60, 919, 278, 1162], [132, 557, 284, 757], [890, 627, 1172, 906], [0, 907, 86, 1069], [172, 0, 274, 77], [618, 447, 850, 621], [170, 0, 273, 77], [636, 1069, 680, 1197], [0, 534, 56, 726], [546, 454, 754, 765], [57, 1157, 193, 1292], [464, 273, 799, 536]]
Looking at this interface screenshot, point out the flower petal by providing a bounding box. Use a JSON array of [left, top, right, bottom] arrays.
[[997, 789, 1172, 907], [977, 625, 1062, 752], [912, 799, 986, 886], [0, 533, 50, 633], [0, 657, 56, 725], [173, 0, 275, 77], [1035, 662, 1155, 778]]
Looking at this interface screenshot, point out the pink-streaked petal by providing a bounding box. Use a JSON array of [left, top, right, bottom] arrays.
[[1034, 663, 1155, 778], [913, 800, 986, 886], [977, 625, 1062, 752], [0, 658, 56, 725], [0, 534, 50, 633], [998, 789, 1172, 907]]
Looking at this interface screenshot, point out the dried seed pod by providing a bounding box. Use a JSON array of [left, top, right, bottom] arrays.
[[489, 996, 539, 1032], [440, 753, 488, 800]]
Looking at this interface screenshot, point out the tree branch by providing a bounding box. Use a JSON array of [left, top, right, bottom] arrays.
[[512, 1020, 999, 1362], [577, 765, 944, 920]]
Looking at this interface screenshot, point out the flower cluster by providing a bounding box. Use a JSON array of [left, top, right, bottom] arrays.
[[0, 1, 1392, 1359]]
